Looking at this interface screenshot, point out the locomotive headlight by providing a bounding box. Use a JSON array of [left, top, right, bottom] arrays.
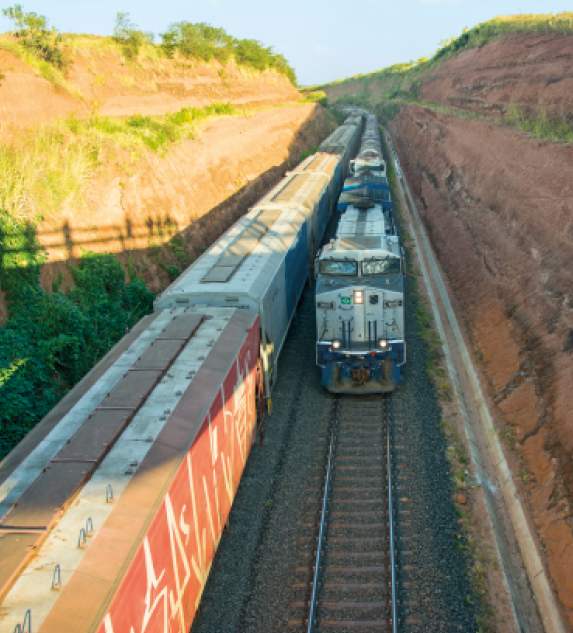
[[354, 290, 364, 304], [332, 339, 341, 350], [378, 338, 388, 349]]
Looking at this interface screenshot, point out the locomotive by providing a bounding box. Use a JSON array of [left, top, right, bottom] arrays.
[[315, 115, 405, 393]]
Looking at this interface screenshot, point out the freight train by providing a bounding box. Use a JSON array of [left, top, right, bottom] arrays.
[[0, 113, 364, 633], [315, 114, 406, 393]]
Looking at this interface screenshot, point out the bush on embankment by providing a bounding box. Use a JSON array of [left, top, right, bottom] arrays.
[[0, 211, 154, 459], [0, 6, 298, 91]]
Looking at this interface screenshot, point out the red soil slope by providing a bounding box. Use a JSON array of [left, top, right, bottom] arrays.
[[420, 32, 573, 117], [0, 42, 300, 127], [390, 104, 573, 628]]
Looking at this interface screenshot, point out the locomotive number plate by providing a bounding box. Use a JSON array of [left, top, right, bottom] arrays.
[[384, 300, 403, 308], [317, 301, 334, 310]]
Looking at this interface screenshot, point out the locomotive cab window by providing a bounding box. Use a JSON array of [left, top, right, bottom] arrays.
[[362, 257, 401, 276], [319, 259, 358, 276]]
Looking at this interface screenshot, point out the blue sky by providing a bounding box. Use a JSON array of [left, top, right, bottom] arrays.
[[0, 1, 570, 85]]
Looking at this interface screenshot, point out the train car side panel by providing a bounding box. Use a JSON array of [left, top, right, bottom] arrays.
[[96, 328, 258, 633]]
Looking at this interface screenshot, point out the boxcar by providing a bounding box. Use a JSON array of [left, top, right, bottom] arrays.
[[0, 307, 259, 633], [154, 207, 309, 401]]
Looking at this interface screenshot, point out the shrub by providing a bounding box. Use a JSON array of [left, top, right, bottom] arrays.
[[0, 212, 154, 458], [159, 20, 297, 85], [2, 4, 71, 71], [113, 12, 153, 60]]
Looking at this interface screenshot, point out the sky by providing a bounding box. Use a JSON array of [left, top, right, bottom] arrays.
[[0, 1, 570, 86]]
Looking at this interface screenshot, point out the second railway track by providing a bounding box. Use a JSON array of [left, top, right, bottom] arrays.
[[289, 395, 400, 632]]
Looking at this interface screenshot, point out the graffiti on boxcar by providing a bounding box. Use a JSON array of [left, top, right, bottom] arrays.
[[100, 340, 257, 633]]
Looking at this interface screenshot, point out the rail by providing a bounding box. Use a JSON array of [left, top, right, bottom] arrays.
[[307, 399, 337, 632], [306, 396, 398, 632], [386, 396, 398, 633]]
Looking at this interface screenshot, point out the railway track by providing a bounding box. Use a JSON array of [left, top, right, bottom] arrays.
[[289, 395, 398, 632]]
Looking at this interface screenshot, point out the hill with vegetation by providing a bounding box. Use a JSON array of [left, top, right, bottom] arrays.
[[320, 12, 573, 143]]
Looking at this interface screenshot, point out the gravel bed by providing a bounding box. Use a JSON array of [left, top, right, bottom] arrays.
[[190, 209, 480, 633], [390, 268, 479, 633]]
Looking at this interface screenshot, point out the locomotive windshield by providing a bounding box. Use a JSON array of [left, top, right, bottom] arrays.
[[361, 257, 401, 276], [320, 259, 358, 276]]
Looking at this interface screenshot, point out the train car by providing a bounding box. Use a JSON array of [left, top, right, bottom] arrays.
[[0, 307, 260, 633], [338, 173, 393, 212], [252, 169, 333, 266], [315, 201, 405, 393], [349, 114, 386, 177], [289, 152, 344, 218], [154, 207, 308, 402], [319, 115, 364, 178]]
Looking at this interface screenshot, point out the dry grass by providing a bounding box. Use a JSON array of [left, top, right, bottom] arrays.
[[0, 35, 84, 99], [0, 103, 238, 222]]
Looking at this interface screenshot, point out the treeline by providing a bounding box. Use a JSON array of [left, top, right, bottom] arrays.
[[157, 21, 296, 84], [1, 5, 297, 84]]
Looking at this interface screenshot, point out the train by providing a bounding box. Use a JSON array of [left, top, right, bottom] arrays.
[[349, 113, 387, 177], [0, 113, 365, 633], [315, 114, 406, 393]]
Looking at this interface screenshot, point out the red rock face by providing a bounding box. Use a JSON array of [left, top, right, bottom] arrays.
[[390, 105, 573, 625]]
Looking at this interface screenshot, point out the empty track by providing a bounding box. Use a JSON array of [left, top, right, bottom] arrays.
[[287, 395, 398, 632]]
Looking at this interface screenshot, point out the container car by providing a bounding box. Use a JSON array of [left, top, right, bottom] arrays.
[[154, 207, 309, 403]]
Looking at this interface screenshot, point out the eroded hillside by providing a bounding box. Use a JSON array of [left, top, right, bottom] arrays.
[[0, 39, 300, 127]]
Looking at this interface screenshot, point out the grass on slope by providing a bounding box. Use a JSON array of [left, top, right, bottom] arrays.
[[319, 12, 573, 94], [0, 102, 236, 222]]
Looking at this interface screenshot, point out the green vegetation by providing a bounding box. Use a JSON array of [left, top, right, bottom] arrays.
[[0, 211, 154, 458], [299, 90, 328, 106], [506, 104, 573, 142], [3, 3, 71, 70], [159, 21, 296, 84], [0, 102, 236, 222], [0, 6, 297, 90], [113, 11, 153, 60]]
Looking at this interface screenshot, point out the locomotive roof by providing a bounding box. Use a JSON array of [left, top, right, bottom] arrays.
[[319, 206, 400, 259]]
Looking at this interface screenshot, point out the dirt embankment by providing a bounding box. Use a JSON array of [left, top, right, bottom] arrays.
[[24, 103, 336, 317], [323, 32, 573, 120], [390, 104, 573, 627], [0, 43, 300, 127], [419, 32, 573, 117]]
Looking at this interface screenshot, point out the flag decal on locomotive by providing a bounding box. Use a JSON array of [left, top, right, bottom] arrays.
[[341, 297, 351, 305]]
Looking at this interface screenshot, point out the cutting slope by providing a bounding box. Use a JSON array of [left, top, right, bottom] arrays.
[[0, 37, 300, 128]]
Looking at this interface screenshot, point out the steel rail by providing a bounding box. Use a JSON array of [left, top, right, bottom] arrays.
[[386, 396, 398, 633], [307, 399, 338, 633]]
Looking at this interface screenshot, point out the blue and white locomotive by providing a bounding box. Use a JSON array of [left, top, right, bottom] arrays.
[[315, 114, 405, 393]]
